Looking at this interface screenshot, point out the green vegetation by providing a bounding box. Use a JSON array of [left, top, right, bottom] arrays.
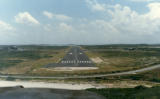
[[99, 50, 160, 58], [18, 45, 68, 50], [117, 68, 160, 83], [0, 49, 54, 69], [83, 45, 160, 58], [0, 60, 23, 69], [1, 44, 160, 77], [0, 45, 69, 73], [82, 45, 160, 75], [0, 50, 51, 60], [87, 85, 160, 99]]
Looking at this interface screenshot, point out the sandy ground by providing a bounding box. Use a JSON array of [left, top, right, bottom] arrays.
[[51, 67, 98, 71], [0, 80, 105, 90], [0, 80, 158, 91], [91, 57, 103, 63]]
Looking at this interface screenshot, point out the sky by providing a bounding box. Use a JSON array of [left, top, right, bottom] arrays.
[[0, 0, 160, 45]]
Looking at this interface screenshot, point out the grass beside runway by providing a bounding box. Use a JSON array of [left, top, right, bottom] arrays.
[[87, 85, 160, 99], [82, 45, 160, 75], [0, 45, 69, 74], [112, 68, 160, 83], [1, 44, 160, 77]]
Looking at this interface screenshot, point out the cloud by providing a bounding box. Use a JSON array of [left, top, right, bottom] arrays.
[[43, 23, 73, 33], [2, 1, 160, 45], [15, 12, 40, 25], [129, 0, 158, 2], [85, 0, 106, 11], [145, 2, 160, 20], [0, 20, 16, 44], [43, 11, 53, 19], [58, 23, 73, 32], [43, 11, 72, 21], [22, 2, 160, 44], [0, 20, 14, 31], [107, 4, 160, 35], [43, 24, 53, 31], [83, 1, 160, 43]]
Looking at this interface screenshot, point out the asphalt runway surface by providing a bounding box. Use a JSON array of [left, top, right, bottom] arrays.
[[45, 46, 95, 67]]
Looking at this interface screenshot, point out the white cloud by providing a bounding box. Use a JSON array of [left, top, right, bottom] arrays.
[[2, 1, 160, 45], [107, 4, 160, 35], [15, 12, 40, 25], [43, 23, 73, 32], [41, 2, 160, 44], [43, 11, 72, 21], [0, 20, 14, 31], [83, 1, 160, 43], [59, 23, 73, 32], [85, 0, 106, 11], [44, 24, 53, 31], [129, 0, 157, 2], [43, 11, 53, 19], [0, 20, 16, 44], [144, 2, 160, 20]]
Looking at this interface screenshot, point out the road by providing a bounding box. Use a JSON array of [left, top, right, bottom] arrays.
[[46, 46, 95, 67], [1, 64, 160, 79]]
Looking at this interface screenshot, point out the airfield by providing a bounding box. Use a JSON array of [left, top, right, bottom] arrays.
[[45, 46, 98, 70], [1, 45, 160, 99], [1, 44, 160, 76]]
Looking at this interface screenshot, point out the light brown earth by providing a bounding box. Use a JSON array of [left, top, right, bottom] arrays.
[[91, 57, 103, 63]]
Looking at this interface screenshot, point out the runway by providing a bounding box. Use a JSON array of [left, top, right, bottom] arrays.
[[45, 46, 95, 67]]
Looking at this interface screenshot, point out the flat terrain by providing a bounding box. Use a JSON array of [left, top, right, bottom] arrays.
[[46, 46, 95, 67], [1, 44, 160, 77], [87, 86, 160, 99], [0, 87, 105, 99], [59, 46, 95, 67], [116, 67, 160, 83], [0, 45, 68, 75], [83, 45, 160, 74], [1, 45, 160, 99], [0, 80, 105, 90]]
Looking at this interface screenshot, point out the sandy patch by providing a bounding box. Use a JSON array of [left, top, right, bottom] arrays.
[[45, 67, 98, 71], [0, 80, 104, 90], [91, 57, 103, 63]]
